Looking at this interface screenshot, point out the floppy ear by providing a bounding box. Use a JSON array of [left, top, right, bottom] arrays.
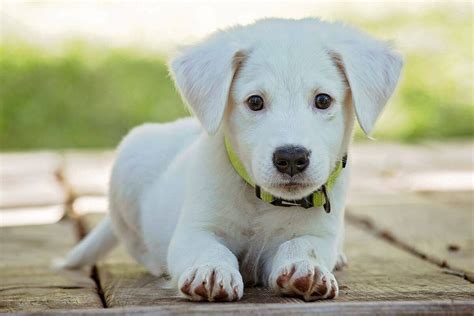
[[169, 34, 246, 134], [329, 30, 403, 135]]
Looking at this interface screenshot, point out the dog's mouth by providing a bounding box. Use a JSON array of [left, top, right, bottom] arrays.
[[271, 182, 314, 193]]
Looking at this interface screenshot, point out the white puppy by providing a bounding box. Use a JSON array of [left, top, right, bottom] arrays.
[[60, 18, 402, 302]]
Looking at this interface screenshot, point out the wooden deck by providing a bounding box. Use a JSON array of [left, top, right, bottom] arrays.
[[1, 141, 473, 315]]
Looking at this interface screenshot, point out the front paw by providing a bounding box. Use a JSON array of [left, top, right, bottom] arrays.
[[178, 264, 244, 302], [269, 260, 338, 301]]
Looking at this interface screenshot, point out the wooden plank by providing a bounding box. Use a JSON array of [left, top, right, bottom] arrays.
[[351, 141, 473, 175], [82, 213, 473, 311], [0, 219, 104, 312], [339, 218, 473, 301], [0, 152, 62, 178], [73, 196, 108, 216], [419, 141, 474, 171], [348, 141, 473, 280], [63, 151, 114, 196], [417, 191, 473, 207], [0, 205, 64, 227], [25, 300, 474, 315], [347, 199, 474, 282], [348, 142, 436, 194], [0, 152, 66, 208], [349, 141, 473, 194]]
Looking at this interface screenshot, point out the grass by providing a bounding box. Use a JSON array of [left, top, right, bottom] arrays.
[[0, 45, 188, 150], [0, 9, 472, 150]]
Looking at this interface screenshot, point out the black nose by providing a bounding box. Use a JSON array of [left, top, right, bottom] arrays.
[[272, 146, 310, 176]]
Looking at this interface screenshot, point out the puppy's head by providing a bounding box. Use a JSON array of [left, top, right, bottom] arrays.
[[170, 18, 403, 200]]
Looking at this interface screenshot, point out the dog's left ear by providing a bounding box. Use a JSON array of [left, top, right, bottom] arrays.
[[170, 34, 246, 134], [329, 28, 403, 135]]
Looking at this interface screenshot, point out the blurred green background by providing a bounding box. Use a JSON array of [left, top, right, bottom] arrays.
[[1, 4, 472, 150]]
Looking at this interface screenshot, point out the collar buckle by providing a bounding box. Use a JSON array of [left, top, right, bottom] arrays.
[[342, 154, 348, 168], [320, 185, 331, 213]]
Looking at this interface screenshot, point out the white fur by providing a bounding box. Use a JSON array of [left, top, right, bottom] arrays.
[[59, 18, 402, 302]]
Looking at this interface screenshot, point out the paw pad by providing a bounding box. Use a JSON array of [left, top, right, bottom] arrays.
[[270, 261, 338, 301]]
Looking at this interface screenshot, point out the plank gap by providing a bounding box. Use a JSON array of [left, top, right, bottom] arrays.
[[57, 157, 109, 308], [73, 213, 109, 308], [91, 266, 108, 308], [0, 285, 88, 292], [346, 210, 473, 283], [55, 157, 78, 219]]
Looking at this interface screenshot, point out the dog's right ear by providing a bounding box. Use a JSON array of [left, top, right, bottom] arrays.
[[169, 34, 246, 134]]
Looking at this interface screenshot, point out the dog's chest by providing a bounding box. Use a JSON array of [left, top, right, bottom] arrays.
[[234, 205, 328, 285]]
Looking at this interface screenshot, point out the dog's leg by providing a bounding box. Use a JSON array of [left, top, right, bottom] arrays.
[[335, 252, 348, 271], [335, 224, 348, 271], [267, 236, 339, 301], [168, 229, 244, 302]]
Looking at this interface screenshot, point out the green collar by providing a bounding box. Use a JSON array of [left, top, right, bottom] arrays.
[[224, 137, 347, 213]]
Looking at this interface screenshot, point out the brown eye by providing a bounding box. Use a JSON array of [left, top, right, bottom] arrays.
[[314, 93, 332, 109], [247, 95, 264, 111]]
